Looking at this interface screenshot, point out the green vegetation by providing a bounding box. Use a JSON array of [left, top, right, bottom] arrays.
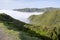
[[0, 9, 60, 40], [28, 9, 60, 40], [0, 13, 41, 40]]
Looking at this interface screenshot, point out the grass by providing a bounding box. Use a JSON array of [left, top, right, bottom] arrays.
[[0, 23, 20, 40], [0, 22, 41, 40]]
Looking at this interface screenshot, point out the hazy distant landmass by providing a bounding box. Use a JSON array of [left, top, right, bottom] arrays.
[[13, 7, 60, 12]]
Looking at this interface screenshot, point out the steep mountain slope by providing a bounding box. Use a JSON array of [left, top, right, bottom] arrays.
[[0, 22, 42, 40], [0, 13, 41, 40], [29, 9, 60, 26], [26, 9, 60, 40]]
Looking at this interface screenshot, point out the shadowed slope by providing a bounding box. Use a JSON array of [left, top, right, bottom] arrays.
[[0, 13, 51, 40]]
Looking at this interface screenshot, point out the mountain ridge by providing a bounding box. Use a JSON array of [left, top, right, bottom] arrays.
[[0, 13, 43, 40], [13, 7, 60, 12]]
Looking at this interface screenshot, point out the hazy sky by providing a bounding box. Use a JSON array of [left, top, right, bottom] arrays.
[[0, 0, 60, 10]]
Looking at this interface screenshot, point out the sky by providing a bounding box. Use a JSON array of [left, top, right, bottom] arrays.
[[0, 0, 60, 10]]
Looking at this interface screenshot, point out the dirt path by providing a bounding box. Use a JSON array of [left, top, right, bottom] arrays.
[[0, 27, 9, 40]]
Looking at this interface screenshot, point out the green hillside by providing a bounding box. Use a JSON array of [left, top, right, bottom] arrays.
[[29, 9, 60, 26], [26, 9, 60, 40], [0, 13, 42, 40]]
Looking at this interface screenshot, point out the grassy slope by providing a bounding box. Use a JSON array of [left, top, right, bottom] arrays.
[[0, 13, 41, 40], [0, 23, 20, 40], [27, 9, 60, 40], [0, 23, 41, 40], [29, 9, 60, 25]]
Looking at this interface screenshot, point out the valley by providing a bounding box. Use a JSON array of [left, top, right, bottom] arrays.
[[0, 8, 60, 40]]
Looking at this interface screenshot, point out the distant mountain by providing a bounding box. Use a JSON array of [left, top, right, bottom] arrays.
[[13, 7, 60, 12]]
